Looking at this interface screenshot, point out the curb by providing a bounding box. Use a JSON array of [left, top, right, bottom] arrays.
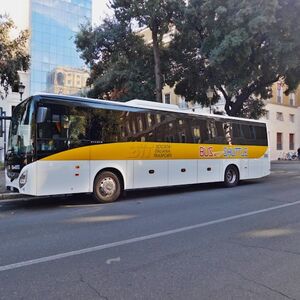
[[271, 160, 300, 164], [0, 194, 49, 203], [0, 192, 42, 202], [0, 192, 35, 201]]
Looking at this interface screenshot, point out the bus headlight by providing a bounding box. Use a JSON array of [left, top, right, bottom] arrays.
[[19, 171, 28, 188]]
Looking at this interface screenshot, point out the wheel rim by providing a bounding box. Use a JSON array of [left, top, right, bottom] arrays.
[[99, 177, 117, 199], [226, 169, 236, 184]]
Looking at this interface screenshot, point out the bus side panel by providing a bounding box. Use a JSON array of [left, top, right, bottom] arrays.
[[262, 156, 271, 177], [7, 162, 38, 196], [238, 159, 249, 180], [169, 160, 197, 185], [248, 157, 270, 178], [89, 161, 127, 191], [36, 161, 90, 196], [133, 160, 168, 189], [248, 159, 262, 179], [198, 159, 221, 183], [126, 160, 134, 190]]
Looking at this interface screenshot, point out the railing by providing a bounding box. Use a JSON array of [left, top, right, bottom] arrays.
[[278, 151, 298, 160]]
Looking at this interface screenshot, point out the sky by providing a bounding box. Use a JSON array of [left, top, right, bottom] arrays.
[[93, 0, 113, 25]]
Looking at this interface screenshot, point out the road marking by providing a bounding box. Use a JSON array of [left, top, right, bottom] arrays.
[[106, 257, 121, 264], [1, 200, 300, 272]]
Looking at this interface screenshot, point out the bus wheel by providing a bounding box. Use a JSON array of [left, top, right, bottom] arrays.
[[93, 171, 121, 203], [224, 165, 239, 187]]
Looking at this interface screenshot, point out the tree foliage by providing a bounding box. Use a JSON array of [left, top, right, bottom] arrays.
[[0, 15, 30, 99], [75, 18, 156, 101], [109, 0, 186, 102], [168, 0, 300, 118]]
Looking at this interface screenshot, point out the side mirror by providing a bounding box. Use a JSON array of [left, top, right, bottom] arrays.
[[36, 107, 48, 123]]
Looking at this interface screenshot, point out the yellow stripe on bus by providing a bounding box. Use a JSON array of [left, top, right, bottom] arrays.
[[41, 142, 268, 161]]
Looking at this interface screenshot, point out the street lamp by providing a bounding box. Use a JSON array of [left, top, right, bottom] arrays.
[[18, 82, 25, 101], [206, 86, 214, 114]]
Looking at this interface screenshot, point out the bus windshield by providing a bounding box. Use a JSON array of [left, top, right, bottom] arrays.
[[8, 99, 34, 156]]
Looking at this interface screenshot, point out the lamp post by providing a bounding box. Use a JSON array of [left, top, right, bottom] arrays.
[[206, 86, 214, 114], [18, 82, 25, 101]]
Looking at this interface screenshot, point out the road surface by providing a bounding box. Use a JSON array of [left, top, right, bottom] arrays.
[[0, 162, 300, 299]]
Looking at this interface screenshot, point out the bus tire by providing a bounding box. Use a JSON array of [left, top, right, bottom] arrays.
[[224, 165, 239, 188], [93, 171, 121, 203]]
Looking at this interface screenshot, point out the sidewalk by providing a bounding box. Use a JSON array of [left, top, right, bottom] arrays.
[[271, 159, 300, 164], [0, 170, 7, 193]]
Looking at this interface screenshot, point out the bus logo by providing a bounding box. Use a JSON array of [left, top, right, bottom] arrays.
[[199, 146, 214, 157], [224, 147, 248, 158]]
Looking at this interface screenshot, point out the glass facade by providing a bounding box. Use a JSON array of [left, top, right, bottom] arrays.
[[30, 0, 92, 94]]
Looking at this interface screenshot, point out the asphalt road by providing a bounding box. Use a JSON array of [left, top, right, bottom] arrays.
[[0, 162, 300, 300]]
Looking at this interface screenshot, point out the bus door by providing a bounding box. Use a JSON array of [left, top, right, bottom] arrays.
[[35, 103, 90, 195]]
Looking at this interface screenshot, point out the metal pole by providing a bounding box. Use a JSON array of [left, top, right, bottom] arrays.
[[3, 111, 6, 155]]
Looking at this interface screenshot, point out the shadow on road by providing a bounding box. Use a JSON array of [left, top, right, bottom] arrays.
[[0, 179, 265, 212], [0, 194, 96, 212], [124, 179, 263, 201]]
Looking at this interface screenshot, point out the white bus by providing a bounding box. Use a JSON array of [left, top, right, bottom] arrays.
[[6, 94, 270, 203]]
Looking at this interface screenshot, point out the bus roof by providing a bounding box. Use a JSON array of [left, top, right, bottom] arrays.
[[33, 93, 266, 124]]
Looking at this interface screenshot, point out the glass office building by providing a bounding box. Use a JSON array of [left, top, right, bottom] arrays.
[[30, 0, 92, 94]]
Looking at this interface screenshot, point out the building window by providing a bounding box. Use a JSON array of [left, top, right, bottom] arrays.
[[164, 93, 171, 104], [289, 93, 295, 106], [276, 112, 283, 121], [277, 132, 283, 150], [56, 72, 64, 86], [277, 81, 283, 104], [289, 133, 295, 150], [289, 114, 295, 123]]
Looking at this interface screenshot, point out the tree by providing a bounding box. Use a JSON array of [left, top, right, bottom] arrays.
[[111, 0, 186, 102], [75, 18, 156, 101], [0, 15, 30, 99], [168, 0, 300, 118]]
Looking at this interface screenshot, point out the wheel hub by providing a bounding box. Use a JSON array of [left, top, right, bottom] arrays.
[[99, 177, 116, 197], [227, 170, 236, 183]]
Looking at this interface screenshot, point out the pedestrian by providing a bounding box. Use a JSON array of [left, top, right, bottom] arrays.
[[298, 147, 300, 160]]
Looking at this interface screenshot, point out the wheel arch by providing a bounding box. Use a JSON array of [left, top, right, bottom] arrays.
[[93, 167, 125, 191], [224, 163, 240, 180]]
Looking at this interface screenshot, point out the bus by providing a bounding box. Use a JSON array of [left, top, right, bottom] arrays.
[[6, 93, 270, 203]]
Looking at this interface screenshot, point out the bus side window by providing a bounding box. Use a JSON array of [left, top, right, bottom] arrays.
[[192, 127, 201, 143], [66, 106, 90, 147], [191, 118, 208, 143], [232, 122, 243, 145], [206, 120, 217, 143], [241, 124, 253, 145], [167, 119, 177, 143], [222, 122, 232, 145], [90, 109, 111, 143], [255, 125, 268, 146], [152, 113, 165, 142], [177, 118, 191, 143]]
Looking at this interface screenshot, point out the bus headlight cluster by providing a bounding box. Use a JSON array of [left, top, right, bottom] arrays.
[[19, 171, 28, 188]]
